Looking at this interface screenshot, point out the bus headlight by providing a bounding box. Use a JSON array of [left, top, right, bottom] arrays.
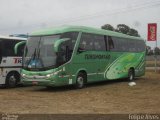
[[46, 74, 51, 78], [46, 72, 56, 78], [21, 74, 26, 77]]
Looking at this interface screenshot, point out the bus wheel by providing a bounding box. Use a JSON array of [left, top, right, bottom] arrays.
[[75, 73, 86, 89], [6, 73, 18, 88], [128, 69, 135, 81]]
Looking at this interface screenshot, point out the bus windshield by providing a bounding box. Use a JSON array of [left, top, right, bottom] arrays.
[[23, 32, 78, 71], [23, 35, 60, 70]]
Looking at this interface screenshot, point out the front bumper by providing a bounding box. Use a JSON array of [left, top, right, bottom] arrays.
[[21, 78, 56, 86]]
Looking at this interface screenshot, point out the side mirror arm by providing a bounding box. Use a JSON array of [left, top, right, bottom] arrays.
[[14, 41, 26, 54]]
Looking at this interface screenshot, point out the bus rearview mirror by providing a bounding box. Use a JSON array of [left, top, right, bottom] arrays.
[[54, 38, 70, 52], [14, 41, 26, 55]]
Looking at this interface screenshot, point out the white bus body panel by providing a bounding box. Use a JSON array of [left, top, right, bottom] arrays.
[[0, 57, 22, 85]]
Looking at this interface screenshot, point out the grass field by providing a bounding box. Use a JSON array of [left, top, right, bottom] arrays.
[[0, 71, 160, 114], [146, 61, 160, 67]]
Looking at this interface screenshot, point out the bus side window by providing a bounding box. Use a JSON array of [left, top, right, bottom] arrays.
[[58, 41, 72, 64], [61, 32, 78, 51], [79, 41, 87, 50], [93, 35, 106, 51], [108, 36, 114, 50], [79, 33, 94, 51], [3, 40, 15, 56]]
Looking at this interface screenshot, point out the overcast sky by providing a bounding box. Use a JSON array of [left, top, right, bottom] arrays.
[[0, 0, 160, 47]]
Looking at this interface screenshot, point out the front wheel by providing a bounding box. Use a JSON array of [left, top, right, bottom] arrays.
[[5, 73, 19, 88], [128, 69, 135, 81], [75, 73, 86, 89]]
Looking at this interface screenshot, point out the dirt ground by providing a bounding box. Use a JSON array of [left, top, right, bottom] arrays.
[[0, 71, 160, 114]]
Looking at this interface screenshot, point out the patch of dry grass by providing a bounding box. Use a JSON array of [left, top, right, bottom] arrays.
[[146, 61, 160, 67]]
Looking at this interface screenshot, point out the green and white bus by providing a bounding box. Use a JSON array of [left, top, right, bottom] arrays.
[[19, 26, 145, 88], [0, 35, 26, 88]]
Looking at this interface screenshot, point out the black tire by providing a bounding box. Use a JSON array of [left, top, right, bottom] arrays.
[[5, 72, 19, 88], [128, 69, 135, 81], [75, 72, 86, 89]]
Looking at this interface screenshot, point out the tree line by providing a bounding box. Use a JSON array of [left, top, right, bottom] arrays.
[[101, 24, 160, 55], [146, 46, 160, 55], [101, 24, 140, 37]]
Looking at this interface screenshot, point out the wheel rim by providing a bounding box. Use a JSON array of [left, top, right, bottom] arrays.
[[9, 75, 16, 87], [129, 71, 133, 81], [77, 76, 84, 88]]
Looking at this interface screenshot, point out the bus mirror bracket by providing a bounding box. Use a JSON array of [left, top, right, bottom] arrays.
[[54, 38, 70, 52], [14, 41, 26, 55]]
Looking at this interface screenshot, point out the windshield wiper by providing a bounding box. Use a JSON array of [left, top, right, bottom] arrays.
[[26, 48, 37, 68], [36, 48, 44, 68]]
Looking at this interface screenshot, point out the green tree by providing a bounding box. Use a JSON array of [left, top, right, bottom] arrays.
[[116, 24, 130, 34], [101, 23, 141, 37], [101, 24, 114, 31], [146, 46, 153, 55], [127, 28, 140, 37], [154, 47, 160, 55]]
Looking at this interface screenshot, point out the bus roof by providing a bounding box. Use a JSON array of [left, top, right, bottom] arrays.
[[0, 35, 27, 40], [31, 25, 144, 40]]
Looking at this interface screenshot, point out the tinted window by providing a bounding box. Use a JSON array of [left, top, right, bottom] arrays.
[[3, 40, 15, 56], [79, 33, 106, 51], [61, 32, 78, 51], [57, 32, 79, 66], [135, 40, 145, 52], [110, 37, 128, 52], [108, 36, 115, 51], [94, 35, 106, 51], [0, 39, 24, 56], [108, 36, 145, 52], [79, 33, 94, 51]]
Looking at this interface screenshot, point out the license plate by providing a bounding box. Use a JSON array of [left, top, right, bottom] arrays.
[[32, 81, 38, 85]]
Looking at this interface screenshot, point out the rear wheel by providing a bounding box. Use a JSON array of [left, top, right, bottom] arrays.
[[128, 69, 135, 81], [75, 72, 86, 89], [5, 73, 19, 88]]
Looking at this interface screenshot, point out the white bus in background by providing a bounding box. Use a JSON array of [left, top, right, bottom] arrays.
[[0, 35, 26, 88]]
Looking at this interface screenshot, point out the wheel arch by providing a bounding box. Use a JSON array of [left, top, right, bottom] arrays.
[[75, 69, 87, 83], [128, 67, 135, 81], [129, 67, 135, 76], [6, 70, 21, 82]]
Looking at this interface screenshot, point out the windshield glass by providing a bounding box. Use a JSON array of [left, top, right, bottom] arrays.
[[23, 32, 78, 71]]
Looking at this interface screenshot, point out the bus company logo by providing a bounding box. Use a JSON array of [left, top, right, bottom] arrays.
[[13, 58, 22, 64], [85, 54, 111, 60]]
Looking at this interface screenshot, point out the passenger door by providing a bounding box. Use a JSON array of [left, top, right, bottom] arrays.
[[74, 33, 109, 82]]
